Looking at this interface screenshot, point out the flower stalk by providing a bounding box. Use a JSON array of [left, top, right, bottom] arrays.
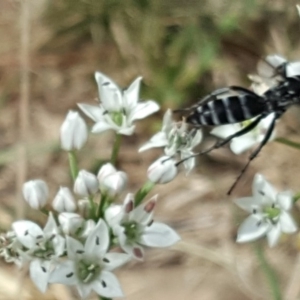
[[254, 243, 282, 300], [68, 151, 79, 181], [275, 137, 300, 151], [110, 134, 122, 165], [134, 181, 155, 206]]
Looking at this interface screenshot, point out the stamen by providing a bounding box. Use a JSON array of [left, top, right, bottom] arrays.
[[76, 250, 84, 254], [103, 258, 110, 263], [102, 82, 110, 86], [253, 209, 257, 214], [66, 272, 74, 278], [259, 190, 265, 196], [95, 236, 100, 246], [41, 266, 47, 273], [102, 280, 107, 288], [24, 230, 29, 236]]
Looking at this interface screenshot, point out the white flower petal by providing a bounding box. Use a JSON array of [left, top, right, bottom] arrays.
[[279, 211, 298, 233], [66, 236, 84, 261], [123, 76, 142, 108], [277, 191, 293, 211], [130, 196, 157, 225], [120, 242, 145, 261], [77, 282, 93, 299], [29, 259, 51, 293], [236, 215, 269, 243], [93, 271, 124, 298], [230, 135, 257, 154], [78, 103, 104, 122], [140, 222, 180, 247], [49, 260, 77, 285], [105, 205, 124, 228], [138, 132, 168, 152], [44, 212, 59, 236], [85, 219, 109, 259], [103, 253, 131, 271], [267, 223, 281, 247], [190, 129, 203, 148], [252, 174, 277, 205], [118, 125, 136, 135], [211, 124, 241, 139], [129, 100, 159, 121], [234, 197, 261, 213], [95, 72, 123, 112], [92, 121, 116, 134], [12, 220, 43, 249]]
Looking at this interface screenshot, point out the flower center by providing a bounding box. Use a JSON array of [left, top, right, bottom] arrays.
[[111, 112, 123, 126], [122, 221, 141, 242], [77, 259, 101, 283], [33, 236, 56, 259], [264, 206, 281, 221]]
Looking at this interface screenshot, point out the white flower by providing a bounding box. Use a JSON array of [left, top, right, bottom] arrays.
[[235, 174, 297, 247], [105, 194, 180, 260], [60, 110, 88, 151], [74, 170, 99, 197], [58, 212, 84, 236], [211, 113, 276, 155], [98, 163, 127, 196], [78, 72, 159, 136], [12, 213, 65, 293], [139, 109, 202, 172], [22, 179, 49, 210], [147, 156, 178, 184], [49, 219, 130, 299], [80, 219, 96, 238], [52, 187, 76, 212], [0, 231, 23, 267]]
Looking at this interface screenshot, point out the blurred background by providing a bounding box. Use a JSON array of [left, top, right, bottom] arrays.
[[1, 0, 300, 299]]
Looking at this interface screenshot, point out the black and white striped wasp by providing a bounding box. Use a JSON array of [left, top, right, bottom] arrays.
[[176, 55, 300, 194]]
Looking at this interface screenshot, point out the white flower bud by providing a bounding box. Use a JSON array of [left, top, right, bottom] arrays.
[[100, 171, 128, 196], [58, 212, 83, 235], [97, 163, 117, 181], [80, 219, 96, 238], [74, 170, 99, 196], [22, 180, 48, 209], [60, 110, 88, 151], [52, 187, 76, 212], [147, 156, 178, 184]]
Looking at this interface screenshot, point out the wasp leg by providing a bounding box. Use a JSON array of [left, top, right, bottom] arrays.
[[201, 115, 264, 155], [175, 115, 263, 167], [227, 113, 279, 195]]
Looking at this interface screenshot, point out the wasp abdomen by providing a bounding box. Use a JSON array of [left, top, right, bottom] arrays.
[[186, 94, 266, 126]]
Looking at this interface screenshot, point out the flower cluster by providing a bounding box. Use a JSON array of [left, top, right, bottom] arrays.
[[0, 72, 180, 299]]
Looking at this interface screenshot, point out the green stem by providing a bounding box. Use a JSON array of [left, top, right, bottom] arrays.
[[254, 243, 282, 300], [99, 296, 111, 300], [88, 196, 96, 219], [68, 151, 79, 181], [134, 181, 155, 206], [110, 134, 122, 165], [275, 137, 300, 151], [97, 193, 107, 219]]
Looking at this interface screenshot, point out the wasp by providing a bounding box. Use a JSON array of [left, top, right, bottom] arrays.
[[176, 55, 300, 194]]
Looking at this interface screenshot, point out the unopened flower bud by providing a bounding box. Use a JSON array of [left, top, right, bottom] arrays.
[[60, 110, 88, 151], [97, 163, 117, 181], [58, 212, 83, 235], [147, 156, 177, 184], [98, 163, 127, 196], [74, 170, 99, 197], [52, 187, 76, 212], [22, 180, 48, 209]]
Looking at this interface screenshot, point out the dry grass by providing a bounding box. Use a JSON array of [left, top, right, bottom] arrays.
[[1, 1, 300, 300]]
